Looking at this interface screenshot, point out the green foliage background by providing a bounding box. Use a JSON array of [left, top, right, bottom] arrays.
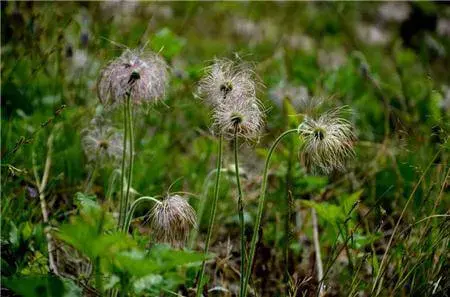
[[1, 2, 449, 297]]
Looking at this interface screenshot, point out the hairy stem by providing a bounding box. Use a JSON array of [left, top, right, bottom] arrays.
[[196, 134, 223, 297], [118, 97, 129, 229], [312, 208, 324, 296], [234, 128, 246, 297], [123, 92, 135, 232], [242, 129, 297, 297], [85, 159, 98, 194]]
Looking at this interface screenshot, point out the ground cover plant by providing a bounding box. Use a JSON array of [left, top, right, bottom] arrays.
[[1, 1, 449, 297]]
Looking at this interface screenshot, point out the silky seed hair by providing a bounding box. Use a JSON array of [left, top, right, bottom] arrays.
[[298, 107, 356, 174], [212, 94, 264, 140], [97, 48, 168, 106], [198, 58, 257, 107], [81, 118, 124, 164], [150, 195, 197, 248]]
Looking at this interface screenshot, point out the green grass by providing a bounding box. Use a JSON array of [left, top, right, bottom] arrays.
[[1, 2, 449, 297]]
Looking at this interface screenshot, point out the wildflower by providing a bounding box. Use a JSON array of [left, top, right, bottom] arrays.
[[213, 96, 264, 140], [378, 2, 410, 23], [437, 18, 450, 37], [82, 118, 124, 163], [198, 59, 257, 107], [97, 49, 168, 106], [298, 107, 355, 174], [356, 24, 391, 46], [150, 195, 197, 248]]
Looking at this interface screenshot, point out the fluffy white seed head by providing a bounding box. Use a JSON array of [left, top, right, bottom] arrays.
[[82, 118, 124, 164], [198, 59, 257, 107], [212, 95, 264, 140], [150, 195, 197, 248], [298, 107, 356, 174], [97, 49, 168, 106]]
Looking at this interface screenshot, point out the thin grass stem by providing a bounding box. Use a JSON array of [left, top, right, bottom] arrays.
[[372, 150, 441, 294]]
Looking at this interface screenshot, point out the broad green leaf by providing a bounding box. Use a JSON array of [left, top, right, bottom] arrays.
[[151, 28, 186, 60], [3, 276, 81, 297]]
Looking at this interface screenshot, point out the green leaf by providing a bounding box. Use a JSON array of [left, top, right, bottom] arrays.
[[3, 276, 81, 297], [301, 200, 344, 224], [74, 192, 99, 212], [151, 28, 186, 60], [340, 189, 363, 215]]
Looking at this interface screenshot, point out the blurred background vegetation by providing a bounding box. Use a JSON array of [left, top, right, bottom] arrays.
[[1, 1, 449, 297]]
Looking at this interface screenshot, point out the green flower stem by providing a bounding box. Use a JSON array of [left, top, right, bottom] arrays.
[[118, 96, 129, 229], [122, 93, 134, 232], [196, 134, 223, 297], [85, 157, 99, 194], [234, 128, 247, 297], [242, 129, 297, 297], [124, 196, 160, 233]]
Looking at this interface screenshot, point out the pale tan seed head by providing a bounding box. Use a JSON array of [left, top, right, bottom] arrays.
[[298, 107, 356, 174], [212, 94, 264, 141], [81, 118, 124, 164], [198, 58, 258, 107], [97, 49, 168, 106], [150, 195, 197, 248]]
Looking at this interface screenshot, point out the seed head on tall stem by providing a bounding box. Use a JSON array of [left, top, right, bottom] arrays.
[[97, 48, 168, 106], [198, 58, 258, 107], [213, 96, 264, 141], [298, 107, 356, 174], [150, 195, 197, 248]]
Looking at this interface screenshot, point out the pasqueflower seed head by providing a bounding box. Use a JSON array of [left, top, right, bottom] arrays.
[[298, 107, 355, 174], [198, 59, 257, 107], [82, 118, 124, 164], [97, 49, 168, 106], [212, 95, 264, 140], [150, 195, 197, 248]]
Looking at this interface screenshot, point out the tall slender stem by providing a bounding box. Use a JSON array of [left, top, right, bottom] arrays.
[[242, 129, 297, 297], [234, 127, 246, 297], [123, 92, 135, 232], [196, 134, 223, 297], [85, 158, 98, 194], [118, 97, 129, 229], [312, 208, 324, 296]]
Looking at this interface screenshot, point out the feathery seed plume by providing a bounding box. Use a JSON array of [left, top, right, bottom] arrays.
[[82, 118, 124, 164], [199, 58, 265, 140], [150, 195, 197, 248], [298, 107, 356, 174], [97, 49, 168, 106], [213, 96, 264, 140], [198, 59, 257, 107]]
